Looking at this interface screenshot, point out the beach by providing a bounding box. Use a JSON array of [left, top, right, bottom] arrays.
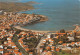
[[0, 0, 80, 55], [20, 0, 80, 31], [13, 26, 56, 33]]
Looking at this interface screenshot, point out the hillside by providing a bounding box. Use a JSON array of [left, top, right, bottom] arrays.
[[0, 1, 37, 12]]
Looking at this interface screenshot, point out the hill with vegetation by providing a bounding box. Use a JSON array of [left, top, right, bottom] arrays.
[[0, 1, 37, 12]]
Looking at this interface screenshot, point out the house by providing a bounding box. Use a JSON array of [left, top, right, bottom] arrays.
[[67, 36, 74, 41], [62, 47, 71, 50], [0, 49, 3, 54], [47, 34, 51, 38], [0, 45, 3, 49], [45, 51, 53, 55], [25, 48, 29, 52], [29, 52, 33, 55], [46, 46, 50, 50], [0, 10, 3, 15]]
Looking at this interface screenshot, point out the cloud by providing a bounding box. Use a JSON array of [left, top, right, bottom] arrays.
[[0, 0, 21, 2]]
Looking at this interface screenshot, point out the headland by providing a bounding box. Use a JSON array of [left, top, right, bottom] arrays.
[[0, 1, 39, 12]]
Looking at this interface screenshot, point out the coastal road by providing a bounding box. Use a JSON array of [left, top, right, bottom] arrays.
[[36, 37, 46, 55], [12, 36, 28, 55]]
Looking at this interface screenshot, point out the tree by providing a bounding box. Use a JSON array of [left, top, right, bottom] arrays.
[[60, 29, 65, 33]]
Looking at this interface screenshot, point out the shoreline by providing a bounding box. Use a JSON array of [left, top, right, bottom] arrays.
[[13, 26, 55, 33], [13, 26, 74, 33], [16, 9, 75, 33]]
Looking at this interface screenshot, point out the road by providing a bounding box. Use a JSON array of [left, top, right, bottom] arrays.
[[36, 37, 46, 55], [12, 36, 28, 55]]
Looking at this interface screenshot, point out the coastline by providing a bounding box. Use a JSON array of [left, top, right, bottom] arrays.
[[0, 1, 80, 55], [0, 2, 77, 33], [12, 13, 74, 33], [13, 26, 57, 33], [13, 26, 73, 33]]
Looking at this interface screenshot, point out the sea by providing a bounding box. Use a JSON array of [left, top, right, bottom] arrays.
[[19, 0, 80, 31]]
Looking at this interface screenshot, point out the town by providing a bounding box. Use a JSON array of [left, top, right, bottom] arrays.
[[0, 11, 80, 55]]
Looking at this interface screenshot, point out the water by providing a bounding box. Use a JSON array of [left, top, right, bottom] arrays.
[[20, 0, 80, 31]]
